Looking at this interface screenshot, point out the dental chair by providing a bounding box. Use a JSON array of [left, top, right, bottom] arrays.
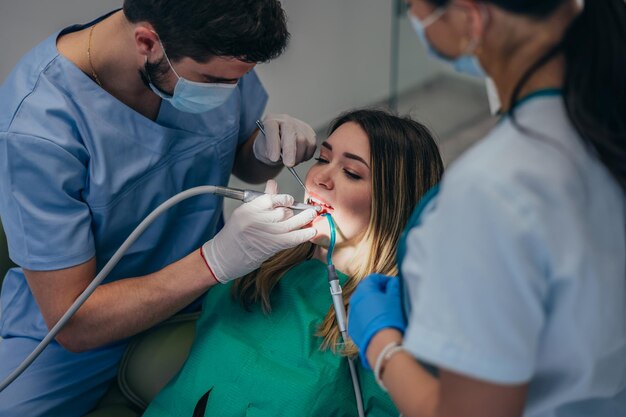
[[84, 312, 198, 417], [0, 221, 197, 417]]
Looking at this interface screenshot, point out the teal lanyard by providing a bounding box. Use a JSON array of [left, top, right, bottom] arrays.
[[397, 184, 440, 318], [497, 88, 563, 118], [511, 88, 562, 110]]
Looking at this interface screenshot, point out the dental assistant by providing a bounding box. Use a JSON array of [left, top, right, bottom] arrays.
[[348, 1, 626, 416], [0, 1, 318, 416]]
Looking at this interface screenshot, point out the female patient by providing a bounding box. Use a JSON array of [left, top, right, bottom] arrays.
[[142, 109, 444, 416]]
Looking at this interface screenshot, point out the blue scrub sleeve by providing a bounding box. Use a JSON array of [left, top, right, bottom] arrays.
[[236, 70, 269, 145], [0, 133, 94, 270], [402, 174, 550, 384]]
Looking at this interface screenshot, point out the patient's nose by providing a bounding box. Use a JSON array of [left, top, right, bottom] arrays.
[[313, 168, 334, 190]]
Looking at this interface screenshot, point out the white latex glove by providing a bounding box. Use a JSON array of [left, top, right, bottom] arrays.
[[253, 113, 317, 167], [201, 180, 317, 283]]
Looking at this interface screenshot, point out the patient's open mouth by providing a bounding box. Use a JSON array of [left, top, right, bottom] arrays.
[[306, 195, 334, 215]]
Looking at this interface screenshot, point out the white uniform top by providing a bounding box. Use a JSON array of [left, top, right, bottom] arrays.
[[402, 91, 626, 417]]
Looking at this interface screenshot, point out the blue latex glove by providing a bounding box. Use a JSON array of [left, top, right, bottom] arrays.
[[348, 273, 406, 369]]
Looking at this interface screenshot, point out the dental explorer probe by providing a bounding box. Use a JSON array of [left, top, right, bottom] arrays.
[[0, 185, 320, 393], [255, 120, 308, 192], [212, 186, 322, 212]]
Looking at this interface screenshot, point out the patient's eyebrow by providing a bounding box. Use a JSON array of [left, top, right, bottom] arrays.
[[321, 142, 369, 168], [345, 153, 369, 168]]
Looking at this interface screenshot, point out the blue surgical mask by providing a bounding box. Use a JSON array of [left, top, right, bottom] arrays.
[[147, 40, 237, 114], [408, 10, 486, 78]]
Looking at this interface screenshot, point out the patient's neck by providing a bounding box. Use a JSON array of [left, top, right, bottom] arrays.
[[312, 244, 358, 276]]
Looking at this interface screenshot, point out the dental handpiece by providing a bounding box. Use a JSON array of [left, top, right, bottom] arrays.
[[212, 186, 322, 212], [0, 184, 320, 394]]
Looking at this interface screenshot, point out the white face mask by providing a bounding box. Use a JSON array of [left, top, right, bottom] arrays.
[[408, 9, 486, 77], [147, 38, 238, 114], [408, 6, 499, 114]]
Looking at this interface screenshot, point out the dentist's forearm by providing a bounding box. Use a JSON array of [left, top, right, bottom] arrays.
[[55, 251, 217, 352]]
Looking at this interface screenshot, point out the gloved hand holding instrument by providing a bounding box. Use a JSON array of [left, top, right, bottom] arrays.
[[0, 180, 318, 392], [253, 113, 317, 168], [348, 274, 407, 369], [202, 180, 318, 282]]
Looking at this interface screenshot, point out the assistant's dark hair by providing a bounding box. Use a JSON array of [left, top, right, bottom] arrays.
[[123, 0, 290, 63], [429, 0, 626, 191]]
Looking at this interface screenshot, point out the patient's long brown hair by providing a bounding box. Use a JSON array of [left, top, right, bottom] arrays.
[[232, 109, 444, 357]]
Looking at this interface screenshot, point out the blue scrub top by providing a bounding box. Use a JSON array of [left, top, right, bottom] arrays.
[[0, 12, 268, 416], [402, 92, 626, 417]]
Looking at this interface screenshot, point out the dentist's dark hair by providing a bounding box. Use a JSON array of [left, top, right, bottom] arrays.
[[428, 0, 626, 191], [123, 0, 290, 63]]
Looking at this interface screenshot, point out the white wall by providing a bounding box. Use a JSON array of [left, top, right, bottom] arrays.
[[257, 1, 441, 129], [0, 1, 122, 81], [0, 0, 439, 130]]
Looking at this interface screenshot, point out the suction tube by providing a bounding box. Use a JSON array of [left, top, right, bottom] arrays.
[[323, 214, 365, 417]]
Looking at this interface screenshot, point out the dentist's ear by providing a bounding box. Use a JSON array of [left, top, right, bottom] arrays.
[[134, 25, 161, 57]]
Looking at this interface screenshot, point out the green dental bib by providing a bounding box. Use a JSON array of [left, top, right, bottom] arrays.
[[143, 259, 397, 417]]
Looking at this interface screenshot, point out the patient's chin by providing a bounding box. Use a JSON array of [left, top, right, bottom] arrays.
[[309, 215, 332, 246]]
